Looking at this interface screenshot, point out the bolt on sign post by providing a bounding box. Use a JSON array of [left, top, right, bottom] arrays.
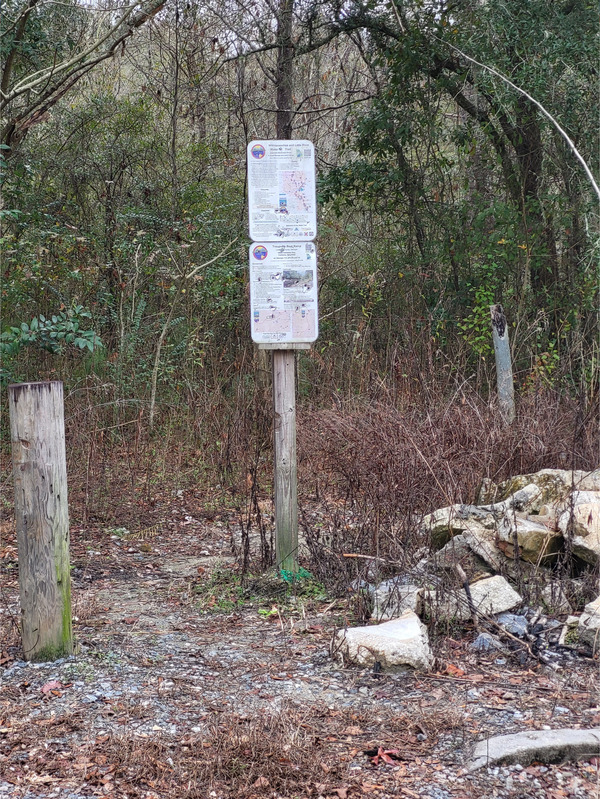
[[8, 381, 73, 661], [247, 140, 319, 574]]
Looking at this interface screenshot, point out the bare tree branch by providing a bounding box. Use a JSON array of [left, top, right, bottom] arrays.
[[1, 0, 166, 148]]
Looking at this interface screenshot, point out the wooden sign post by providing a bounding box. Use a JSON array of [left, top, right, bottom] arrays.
[[247, 141, 319, 574], [273, 349, 298, 571], [8, 381, 73, 661], [490, 304, 516, 425]]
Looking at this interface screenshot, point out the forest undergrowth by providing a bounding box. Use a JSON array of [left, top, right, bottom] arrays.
[[3, 369, 596, 591]]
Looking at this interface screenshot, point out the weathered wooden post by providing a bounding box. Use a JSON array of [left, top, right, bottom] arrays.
[[273, 348, 298, 572], [490, 304, 516, 425], [8, 381, 73, 661]]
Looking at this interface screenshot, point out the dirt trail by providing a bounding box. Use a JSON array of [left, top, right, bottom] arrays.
[[1, 513, 599, 799]]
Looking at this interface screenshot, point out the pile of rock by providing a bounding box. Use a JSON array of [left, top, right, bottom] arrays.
[[334, 468, 600, 671]]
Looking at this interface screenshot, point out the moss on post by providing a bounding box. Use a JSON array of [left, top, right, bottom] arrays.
[[9, 381, 73, 661]]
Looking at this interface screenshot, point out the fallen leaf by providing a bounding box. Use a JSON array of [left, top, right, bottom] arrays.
[[343, 726, 364, 735], [333, 788, 348, 799], [41, 680, 62, 694], [444, 663, 465, 677], [26, 774, 59, 784], [253, 776, 269, 787], [367, 746, 403, 766]]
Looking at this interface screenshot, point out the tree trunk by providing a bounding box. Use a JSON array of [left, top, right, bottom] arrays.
[[276, 0, 294, 139]]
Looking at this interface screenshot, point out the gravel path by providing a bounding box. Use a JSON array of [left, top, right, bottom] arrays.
[[1, 518, 599, 798]]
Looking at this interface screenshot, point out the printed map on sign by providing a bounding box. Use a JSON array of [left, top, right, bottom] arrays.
[[247, 140, 317, 241], [280, 171, 312, 213], [253, 311, 291, 336], [249, 241, 318, 344]]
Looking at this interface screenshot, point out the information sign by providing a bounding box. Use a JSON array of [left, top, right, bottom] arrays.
[[247, 140, 317, 241], [249, 241, 318, 344]]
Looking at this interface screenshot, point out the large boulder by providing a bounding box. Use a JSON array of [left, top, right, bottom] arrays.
[[478, 469, 600, 508], [334, 612, 433, 671], [480, 483, 543, 515], [418, 468, 600, 591], [571, 530, 600, 566], [578, 596, 600, 653], [420, 504, 497, 549]]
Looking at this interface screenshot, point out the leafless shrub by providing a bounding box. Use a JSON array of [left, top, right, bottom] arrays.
[[64, 706, 319, 797], [298, 386, 599, 585]]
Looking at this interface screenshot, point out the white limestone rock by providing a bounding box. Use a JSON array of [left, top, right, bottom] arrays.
[[420, 504, 497, 548], [479, 483, 543, 515], [497, 517, 562, 565], [541, 582, 572, 614], [459, 522, 506, 571], [572, 531, 600, 565], [579, 469, 600, 491], [334, 612, 433, 671], [478, 469, 599, 509], [578, 596, 600, 653], [432, 575, 522, 622], [371, 579, 422, 621], [556, 493, 600, 565]]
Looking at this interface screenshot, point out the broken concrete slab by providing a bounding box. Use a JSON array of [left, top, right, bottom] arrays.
[[468, 727, 600, 771], [333, 612, 432, 671]]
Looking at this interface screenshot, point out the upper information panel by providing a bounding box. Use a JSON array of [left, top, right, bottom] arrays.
[[247, 140, 317, 242]]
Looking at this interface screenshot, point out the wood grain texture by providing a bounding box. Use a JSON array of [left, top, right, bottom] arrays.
[[490, 304, 516, 425], [9, 381, 72, 661], [272, 350, 298, 572]]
